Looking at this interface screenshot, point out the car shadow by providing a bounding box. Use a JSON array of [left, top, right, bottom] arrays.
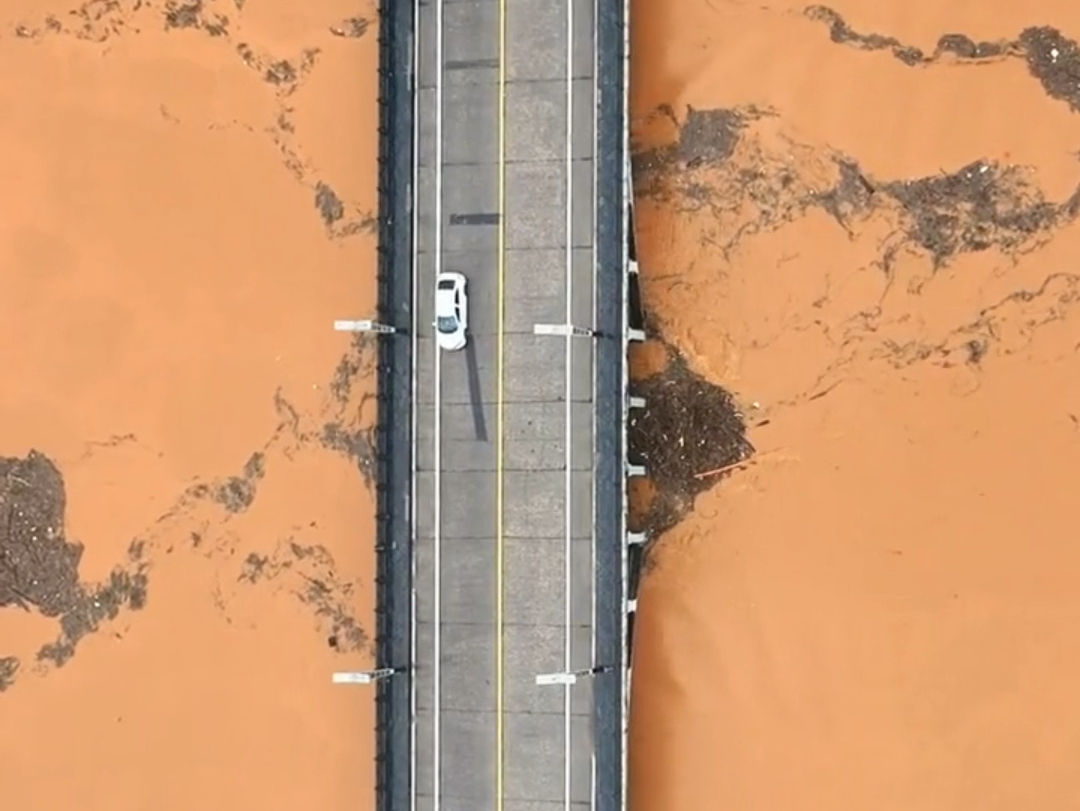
[[464, 339, 488, 442]]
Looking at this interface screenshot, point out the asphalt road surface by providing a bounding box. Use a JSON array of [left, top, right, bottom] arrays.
[[411, 0, 601, 809]]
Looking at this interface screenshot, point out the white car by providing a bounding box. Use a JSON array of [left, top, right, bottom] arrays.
[[434, 271, 468, 351]]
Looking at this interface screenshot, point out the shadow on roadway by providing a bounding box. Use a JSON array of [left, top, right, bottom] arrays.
[[465, 339, 487, 442]]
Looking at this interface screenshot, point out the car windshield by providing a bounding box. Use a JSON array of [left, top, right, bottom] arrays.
[[436, 315, 458, 334]]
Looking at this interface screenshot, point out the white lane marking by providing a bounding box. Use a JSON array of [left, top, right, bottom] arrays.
[[433, 0, 445, 809], [563, 0, 576, 810], [409, 1, 421, 811], [589, 0, 600, 806]]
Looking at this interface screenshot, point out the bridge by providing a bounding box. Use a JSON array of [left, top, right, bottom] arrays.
[[368, 1, 637, 811]]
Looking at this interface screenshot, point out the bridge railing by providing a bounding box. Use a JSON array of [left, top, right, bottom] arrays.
[[374, 1, 415, 811], [594, 0, 631, 809]]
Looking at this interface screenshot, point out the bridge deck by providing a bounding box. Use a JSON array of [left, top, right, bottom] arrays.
[[412, 0, 601, 809]]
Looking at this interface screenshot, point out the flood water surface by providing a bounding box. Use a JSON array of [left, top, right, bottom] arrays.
[[0, 1, 379, 807], [629, 2, 1080, 809]]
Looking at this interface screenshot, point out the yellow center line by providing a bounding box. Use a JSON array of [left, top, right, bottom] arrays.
[[495, 0, 507, 805]]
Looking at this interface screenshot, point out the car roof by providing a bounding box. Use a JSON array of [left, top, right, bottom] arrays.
[[435, 287, 456, 315]]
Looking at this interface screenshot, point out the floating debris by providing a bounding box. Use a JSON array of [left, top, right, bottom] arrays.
[[880, 160, 1060, 267], [315, 182, 345, 225], [629, 343, 753, 535], [804, 6, 1012, 65], [212, 452, 265, 513], [0, 657, 18, 691], [1019, 27, 1080, 113], [330, 17, 369, 38]]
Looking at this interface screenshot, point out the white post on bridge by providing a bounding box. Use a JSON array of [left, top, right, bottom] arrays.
[[332, 667, 403, 684], [334, 319, 398, 334], [533, 323, 595, 338], [535, 666, 613, 686]]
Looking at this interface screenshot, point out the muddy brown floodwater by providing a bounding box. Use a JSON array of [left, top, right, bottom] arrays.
[[0, 0, 379, 807], [629, 1, 1080, 809]]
